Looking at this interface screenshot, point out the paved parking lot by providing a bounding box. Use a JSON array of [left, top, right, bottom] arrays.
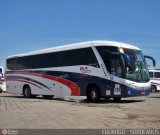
[[0, 92, 160, 129]]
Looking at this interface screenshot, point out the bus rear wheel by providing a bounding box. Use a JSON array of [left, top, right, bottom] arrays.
[[23, 85, 32, 98], [87, 86, 100, 103]]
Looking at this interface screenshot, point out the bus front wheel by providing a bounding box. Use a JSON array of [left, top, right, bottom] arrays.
[[87, 86, 100, 103], [23, 85, 32, 98]]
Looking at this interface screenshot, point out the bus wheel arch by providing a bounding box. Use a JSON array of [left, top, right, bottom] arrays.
[[23, 84, 32, 98], [86, 84, 100, 102]]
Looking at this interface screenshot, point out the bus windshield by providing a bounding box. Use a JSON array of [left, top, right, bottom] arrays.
[[96, 46, 149, 83], [123, 48, 149, 83]]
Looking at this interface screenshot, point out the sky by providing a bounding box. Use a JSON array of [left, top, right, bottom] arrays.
[[0, 0, 160, 69]]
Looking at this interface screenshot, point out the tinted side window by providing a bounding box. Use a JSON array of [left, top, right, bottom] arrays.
[[31, 47, 99, 68], [7, 47, 99, 70], [149, 72, 153, 78], [7, 57, 32, 70], [155, 72, 160, 78]]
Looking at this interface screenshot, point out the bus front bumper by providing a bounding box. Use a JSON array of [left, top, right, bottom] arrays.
[[127, 87, 151, 97]]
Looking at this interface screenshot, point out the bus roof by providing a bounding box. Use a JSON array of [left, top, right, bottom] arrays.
[[7, 40, 140, 58]]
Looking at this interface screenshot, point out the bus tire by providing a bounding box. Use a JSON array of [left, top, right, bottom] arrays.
[[87, 85, 100, 103], [43, 95, 54, 99], [23, 85, 32, 98], [151, 85, 157, 92], [113, 97, 121, 102]]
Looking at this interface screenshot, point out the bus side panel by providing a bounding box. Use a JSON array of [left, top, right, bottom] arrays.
[[95, 79, 127, 98], [6, 70, 149, 98], [55, 71, 148, 98], [42, 71, 128, 98], [75, 76, 128, 98], [6, 79, 46, 95], [5, 71, 81, 97], [6, 81, 20, 94]]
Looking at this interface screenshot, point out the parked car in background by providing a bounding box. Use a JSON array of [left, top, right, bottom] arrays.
[[149, 69, 160, 92]]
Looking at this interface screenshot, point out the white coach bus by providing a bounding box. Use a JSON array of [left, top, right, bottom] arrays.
[[5, 41, 155, 102]]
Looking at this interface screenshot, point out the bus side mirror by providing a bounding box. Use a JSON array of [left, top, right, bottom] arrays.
[[144, 55, 156, 67]]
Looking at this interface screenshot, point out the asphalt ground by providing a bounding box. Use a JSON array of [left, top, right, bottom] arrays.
[[0, 92, 160, 134]]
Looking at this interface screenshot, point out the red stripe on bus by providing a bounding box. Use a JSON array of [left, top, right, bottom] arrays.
[[6, 72, 80, 96]]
